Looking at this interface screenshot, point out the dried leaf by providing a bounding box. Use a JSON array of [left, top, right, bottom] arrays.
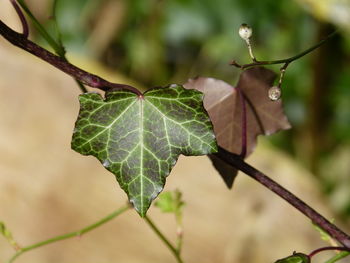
[[184, 67, 291, 188]]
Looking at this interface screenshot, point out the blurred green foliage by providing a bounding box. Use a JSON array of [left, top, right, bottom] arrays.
[[155, 189, 184, 222], [30, 0, 350, 217]]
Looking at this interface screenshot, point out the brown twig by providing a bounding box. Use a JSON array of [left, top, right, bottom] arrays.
[[308, 246, 350, 259], [0, 20, 142, 95], [9, 0, 28, 38]]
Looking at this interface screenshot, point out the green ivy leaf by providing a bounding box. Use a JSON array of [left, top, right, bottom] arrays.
[[71, 85, 217, 216]]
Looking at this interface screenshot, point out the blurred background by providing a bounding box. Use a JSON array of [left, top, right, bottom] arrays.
[[0, 0, 350, 262]]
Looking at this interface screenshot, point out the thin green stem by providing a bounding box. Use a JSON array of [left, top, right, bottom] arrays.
[[7, 205, 130, 263], [51, 0, 64, 49], [325, 251, 350, 263], [51, 0, 88, 93], [245, 39, 256, 61], [175, 211, 184, 253], [144, 216, 184, 263], [0, 222, 21, 251], [176, 225, 183, 254], [231, 30, 338, 69], [73, 79, 88, 93]]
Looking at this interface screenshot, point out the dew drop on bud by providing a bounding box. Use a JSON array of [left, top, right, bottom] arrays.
[[239, 23, 252, 40], [268, 86, 281, 101]]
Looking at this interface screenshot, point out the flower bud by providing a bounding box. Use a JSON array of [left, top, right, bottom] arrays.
[[239, 24, 252, 40], [268, 86, 282, 101]]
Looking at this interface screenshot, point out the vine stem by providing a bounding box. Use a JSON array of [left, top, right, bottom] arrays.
[[0, 20, 142, 95], [7, 205, 130, 263], [15, 0, 63, 55], [9, 0, 28, 38], [145, 216, 184, 263], [308, 246, 350, 258], [230, 30, 338, 70], [215, 147, 350, 248]]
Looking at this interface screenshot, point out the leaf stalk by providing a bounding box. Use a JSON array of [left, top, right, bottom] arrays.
[[308, 246, 350, 259]]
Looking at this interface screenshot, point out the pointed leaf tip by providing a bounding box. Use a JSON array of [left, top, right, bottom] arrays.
[[72, 85, 217, 216]]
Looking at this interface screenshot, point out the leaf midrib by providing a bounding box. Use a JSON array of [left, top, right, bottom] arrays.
[[139, 98, 144, 213]]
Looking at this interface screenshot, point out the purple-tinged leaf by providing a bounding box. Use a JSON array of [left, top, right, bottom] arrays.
[[184, 67, 291, 188]]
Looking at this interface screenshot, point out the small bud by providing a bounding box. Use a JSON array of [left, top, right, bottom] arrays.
[[268, 86, 282, 101], [239, 23, 252, 40]]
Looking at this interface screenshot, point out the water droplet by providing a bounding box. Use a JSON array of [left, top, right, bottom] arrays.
[[169, 84, 178, 88], [102, 160, 110, 168], [268, 86, 281, 101]]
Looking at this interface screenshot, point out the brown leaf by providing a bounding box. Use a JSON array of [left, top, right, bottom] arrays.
[[184, 67, 291, 188]]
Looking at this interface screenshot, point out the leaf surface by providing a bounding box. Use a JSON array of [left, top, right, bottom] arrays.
[[71, 85, 217, 216], [184, 67, 291, 187]]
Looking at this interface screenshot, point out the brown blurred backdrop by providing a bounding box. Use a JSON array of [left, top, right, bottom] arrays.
[[1, 0, 350, 262]]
